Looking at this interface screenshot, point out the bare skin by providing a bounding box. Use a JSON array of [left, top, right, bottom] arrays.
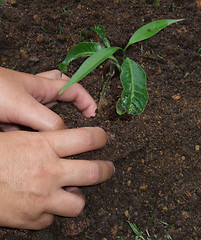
[[0, 67, 98, 131], [0, 68, 115, 230]]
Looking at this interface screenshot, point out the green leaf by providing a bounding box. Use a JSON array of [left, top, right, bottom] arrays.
[[92, 24, 111, 47], [58, 42, 105, 74], [128, 222, 145, 239], [125, 19, 184, 50], [116, 58, 148, 116], [59, 47, 120, 95]]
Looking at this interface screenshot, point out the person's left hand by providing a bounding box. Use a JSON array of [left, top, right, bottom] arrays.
[[0, 67, 97, 131]]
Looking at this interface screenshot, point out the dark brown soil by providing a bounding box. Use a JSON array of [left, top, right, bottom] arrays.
[[0, 0, 201, 239]]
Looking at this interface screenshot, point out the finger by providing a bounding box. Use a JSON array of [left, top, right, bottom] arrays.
[[22, 213, 54, 230], [15, 95, 66, 131], [46, 188, 85, 217], [58, 159, 115, 187], [42, 127, 107, 157], [34, 70, 97, 117], [44, 101, 58, 109], [58, 82, 97, 117], [36, 69, 66, 80], [0, 123, 20, 132]]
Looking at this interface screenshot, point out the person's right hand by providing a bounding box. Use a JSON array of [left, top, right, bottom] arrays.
[[0, 127, 114, 230]]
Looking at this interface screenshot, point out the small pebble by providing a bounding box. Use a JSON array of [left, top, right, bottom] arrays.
[[20, 49, 28, 58], [29, 56, 39, 63], [133, 211, 138, 216], [33, 14, 41, 24], [127, 180, 131, 186], [11, 0, 17, 6], [181, 211, 190, 219], [139, 184, 147, 190], [124, 210, 130, 219], [196, 0, 201, 10], [36, 34, 44, 43], [172, 94, 181, 101]]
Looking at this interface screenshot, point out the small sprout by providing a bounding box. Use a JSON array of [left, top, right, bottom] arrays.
[[154, 0, 161, 7], [84, 28, 88, 40], [197, 47, 201, 53], [41, 26, 46, 32], [61, 7, 66, 14], [11, 65, 17, 70], [128, 221, 146, 240], [59, 25, 63, 35], [184, 72, 189, 78], [193, 188, 197, 194], [69, 10, 73, 18], [193, 226, 197, 231], [85, 236, 92, 239], [157, 55, 166, 61]]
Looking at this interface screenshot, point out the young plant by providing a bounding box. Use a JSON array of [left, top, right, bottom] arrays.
[[154, 0, 161, 7], [59, 19, 183, 116]]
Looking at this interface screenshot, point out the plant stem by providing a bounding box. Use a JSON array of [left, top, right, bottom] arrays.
[[123, 49, 127, 60], [98, 62, 115, 112]]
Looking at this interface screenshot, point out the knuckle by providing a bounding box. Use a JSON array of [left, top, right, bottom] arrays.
[[73, 83, 83, 91], [35, 164, 49, 177], [51, 69, 60, 78], [50, 117, 65, 130], [72, 197, 85, 217], [16, 213, 38, 229], [88, 162, 102, 184], [22, 214, 54, 230], [35, 133, 50, 151], [30, 160, 51, 179], [36, 215, 54, 230]]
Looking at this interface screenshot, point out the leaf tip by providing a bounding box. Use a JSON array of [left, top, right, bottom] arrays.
[[59, 89, 63, 95]]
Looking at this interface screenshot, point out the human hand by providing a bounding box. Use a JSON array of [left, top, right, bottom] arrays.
[[0, 67, 97, 131], [0, 127, 114, 230]]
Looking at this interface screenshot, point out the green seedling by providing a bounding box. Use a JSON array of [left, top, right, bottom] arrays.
[[141, 0, 160, 6], [69, 10, 73, 18], [59, 19, 183, 116], [193, 226, 197, 231], [11, 65, 17, 70], [154, 0, 160, 7], [128, 220, 173, 240], [128, 221, 151, 240], [59, 25, 63, 34], [84, 28, 88, 40], [61, 7, 67, 14], [85, 236, 92, 239], [41, 26, 47, 33]]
